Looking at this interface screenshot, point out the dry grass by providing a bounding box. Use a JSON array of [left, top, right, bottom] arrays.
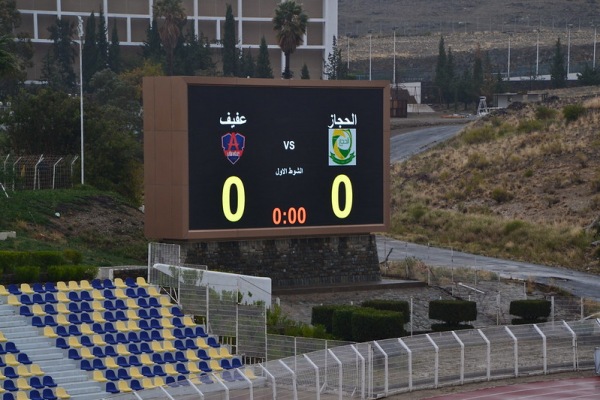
[[390, 93, 600, 273]]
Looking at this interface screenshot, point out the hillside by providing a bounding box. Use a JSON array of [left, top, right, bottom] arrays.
[[0, 188, 146, 266], [390, 86, 600, 274]]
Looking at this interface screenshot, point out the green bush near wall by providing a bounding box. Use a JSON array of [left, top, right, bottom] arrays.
[[509, 299, 551, 323], [429, 300, 477, 325], [0, 250, 95, 284], [331, 306, 357, 341], [311, 305, 339, 333], [361, 299, 410, 319], [351, 308, 405, 342]]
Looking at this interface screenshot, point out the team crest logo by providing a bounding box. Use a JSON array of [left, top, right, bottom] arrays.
[[221, 132, 246, 164], [329, 128, 356, 166]]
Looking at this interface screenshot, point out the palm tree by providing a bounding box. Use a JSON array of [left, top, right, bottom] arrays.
[[153, 0, 186, 76], [273, 1, 308, 79]]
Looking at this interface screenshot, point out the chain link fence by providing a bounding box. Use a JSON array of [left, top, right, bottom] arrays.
[[0, 154, 78, 192]]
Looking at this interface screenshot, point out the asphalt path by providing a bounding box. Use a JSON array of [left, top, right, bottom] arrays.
[[383, 124, 600, 302]]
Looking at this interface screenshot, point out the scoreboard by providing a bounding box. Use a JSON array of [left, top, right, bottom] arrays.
[[144, 77, 389, 240]]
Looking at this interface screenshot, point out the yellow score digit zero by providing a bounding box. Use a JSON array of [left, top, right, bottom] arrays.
[[222, 176, 245, 222], [331, 174, 353, 219]]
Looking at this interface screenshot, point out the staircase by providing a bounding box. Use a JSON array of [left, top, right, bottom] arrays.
[[0, 303, 105, 400]]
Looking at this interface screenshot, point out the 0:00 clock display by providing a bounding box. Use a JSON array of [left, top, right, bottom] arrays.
[[272, 207, 307, 225]]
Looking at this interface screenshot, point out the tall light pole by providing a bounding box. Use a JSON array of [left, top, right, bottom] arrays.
[[77, 16, 84, 185], [535, 29, 540, 76], [567, 24, 573, 76], [368, 29, 372, 80], [506, 32, 512, 81], [594, 25, 597, 70], [392, 27, 397, 86], [346, 33, 350, 71]]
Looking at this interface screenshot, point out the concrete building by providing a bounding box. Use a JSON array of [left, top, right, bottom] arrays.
[[16, 0, 338, 79]]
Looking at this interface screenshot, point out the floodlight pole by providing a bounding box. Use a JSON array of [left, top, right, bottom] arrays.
[[535, 29, 540, 76], [392, 27, 397, 86], [594, 26, 597, 70], [368, 30, 372, 80], [77, 16, 84, 185], [507, 33, 512, 81], [567, 24, 573, 76]]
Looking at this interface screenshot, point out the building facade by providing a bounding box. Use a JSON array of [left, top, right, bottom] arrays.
[[16, 0, 338, 79]]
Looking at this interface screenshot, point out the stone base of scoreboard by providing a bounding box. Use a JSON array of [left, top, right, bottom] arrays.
[[178, 234, 380, 288]]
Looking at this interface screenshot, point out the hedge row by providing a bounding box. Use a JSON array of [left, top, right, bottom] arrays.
[[429, 300, 477, 325], [0, 250, 83, 273], [6, 265, 98, 285], [361, 299, 410, 319], [509, 300, 551, 322]]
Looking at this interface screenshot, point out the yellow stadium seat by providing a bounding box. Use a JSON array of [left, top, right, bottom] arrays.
[[0, 332, 6, 343], [91, 290, 105, 301], [159, 296, 172, 307], [7, 295, 20, 306], [244, 368, 257, 380], [153, 377, 166, 388], [56, 281, 69, 292], [126, 310, 140, 320], [16, 392, 28, 400], [43, 326, 57, 338], [219, 347, 232, 358], [196, 338, 210, 349], [32, 304, 45, 316], [93, 370, 107, 382], [148, 287, 161, 297], [29, 364, 44, 376], [151, 341, 164, 353], [56, 314, 69, 326], [187, 362, 201, 374], [130, 367, 143, 380], [161, 318, 174, 329], [118, 380, 132, 393], [160, 307, 173, 318], [56, 387, 71, 399], [209, 359, 223, 371], [17, 365, 32, 377], [5, 354, 19, 366], [162, 329, 175, 341], [20, 283, 34, 294], [56, 303, 70, 314], [113, 278, 127, 289], [92, 312, 106, 323], [105, 357, 118, 369], [68, 281, 79, 291], [116, 344, 130, 356], [0, 285, 9, 296], [114, 289, 128, 299], [208, 348, 222, 359], [79, 280, 92, 291], [56, 292, 69, 303], [162, 341, 176, 352], [80, 324, 94, 336], [140, 354, 153, 366], [183, 316, 195, 327], [68, 336, 82, 348], [93, 334, 106, 346], [91, 300, 105, 311], [164, 364, 178, 376], [186, 350, 199, 362], [127, 320, 141, 332], [136, 277, 149, 287], [126, 298, 139, 310], [189, 375, 201, 385], [115, 321, 130, 332], [80, 348, 94, 359], [141, 378, 155, 389], [16, 377, 31, 390]]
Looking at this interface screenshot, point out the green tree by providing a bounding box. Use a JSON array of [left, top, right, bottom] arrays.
[[108, 24, 121, 73], [472, 44, 483, 95], [222, 4, 238, 77], [434, 36, 447, 103], [240, 48, 255, 78], [273, 0, 308, 79], [255, 36, 273, 78], [323, 35, 348, 80], [0, 0, 20, 36], [0, 3, 32, 97], [142, 19, 165, 65], [153, 0, 186, 76], [82, 12, 98, 90], [96, 8, 108, 70], [0, 35, 20, 78], [300, 62, 309, 79], [577, 64, 600, 85], [445, 47, 456, 106], [550, 37, 566, 88], [173, 26, 214, 76], [43, 18, 77, 91]]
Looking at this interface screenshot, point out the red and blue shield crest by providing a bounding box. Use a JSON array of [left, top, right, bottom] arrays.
[[221, 132, 246, 164]]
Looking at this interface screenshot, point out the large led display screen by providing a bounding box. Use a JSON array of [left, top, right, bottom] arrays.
[[187, 83, 388, 237]]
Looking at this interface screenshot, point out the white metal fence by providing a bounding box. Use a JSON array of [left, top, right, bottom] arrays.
[[107, 318, 600, 399], [0, 154, 78, 191]]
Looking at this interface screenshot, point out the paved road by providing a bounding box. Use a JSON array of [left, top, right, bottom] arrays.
[[384, 123, 600, 302], [390, 124, 466, 163]]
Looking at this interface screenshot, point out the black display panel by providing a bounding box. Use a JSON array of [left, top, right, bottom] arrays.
[[188, 84, 386, 235]]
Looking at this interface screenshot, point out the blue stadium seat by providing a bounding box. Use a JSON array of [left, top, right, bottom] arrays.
[[44, 315, 57, 327], [104, 322, 117, 334], [117, 368, 131, 380], [115, 310, 127, 321], [174, 340, 186, 351], [172, 318, 184, 328], [44, 304, 57, 315], [207, 336, 220, 348], [137, 298, 150, 309], [30, 377, 44, 390], [175, 363, 189, 375], [148, 309, 161, 319], [127, 332, 140, 343], [2, 393, 15, 400], [3, 379, 17, 392], [148, 297, 161, 308], [42, 388, 58, 400], [138, 310, 150, 321], [128, 355, 141, 367], [32, 316, 44, 327], [125, 288, 138, 299], [92, 323, 105, 334], [80, 360, 93, 371], [141, 366, 154, 378], [150, 330, 163, 342], [42, 376, 57, 388], [163, 352, 175, 364], [80, 291, 93, 302], [103, 300, 116, 311], [68, 314, 81, 325], [165, 376, 177, 386], [32, 283, 45, 294], [171, 307, 184, 318], [105, 370, 119, 381], [80, 312, 93, 324], [139, 343, 152, 354], [44, 293, 58, 304], [199, 361, 212, 373], [103, 290, 116, 301], [7, 284, 21, 295], [197, 349, 210, 360], [68, 303, 80, 313], [44, 283, 58, 293], [130, 379, 143, 391], [152, 353, 164, 365], [149, 320, 162, 330], [56, 338, 69, 350], [80, 336, 93, 348], [125, 278, 138, 288], [20, 294, 33, 305], [5, 342, 19, 354], [104, 311, 116, 322], [220, 359, 233, 370], [128, 344, 141, 355], [29, 390, 43, 400], [104, 346, 118, 358], [19, 306, 32, 317], [68, 325, 81, 336], [3, 367, 17, 379], [91, 279, 103, 290], [114, 299, 127, 310], [221, 370, 236, 382], [116, 356, 130, 368], [103, 279, 116, 290], [104, 334, 117, 345], [68, 292, 80, 302], [80, 302, 93, 313], [173, 328, 186, 340], [231, 357, 243, 369], [136, 288, 149, 298], [184, 327, 197, 338], [92, 346, 105, 359], [68, 349, 81, 360], [32, 293, 45, 304], [116, 333, 128, 344], [152, 365, 166, 377], [105, 382, 119, 394], [92, 359, 106, 370], [174, 351, 188, 363], [185, 339, 198, 350]]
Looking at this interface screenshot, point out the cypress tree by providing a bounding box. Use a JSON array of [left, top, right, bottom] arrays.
[[255, 36, 273, 78], [96, 8, 108, 70], [300, 62, 310, 79], [142, 19, 164, 64], [82, 12, 98, 90], [108, 24, 121, 73], [222, 4, 238, 77], [550, 37, 567, 88]]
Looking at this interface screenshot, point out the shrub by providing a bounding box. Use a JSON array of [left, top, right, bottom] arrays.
[[28, 251, 66, 268], [517, 119, 543, 133], [509, 300, 551, 320], [45, 265, 98, 283], [361, 299, 410, 319], [332, 306, 357, 341], [491, 187, 513, 203], [429, 300, 477, 325], [62, 249, 83, 264], [351, 308, 405, 342], [311, 305, 338, 333], [14, 266, 40, 283], [466, 153, 490, 170], [562, 104, 586, 123], [461, 126, 496, 145], [535, 106, 557, 120]]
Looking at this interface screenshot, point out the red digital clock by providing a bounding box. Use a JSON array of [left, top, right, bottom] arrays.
[[272, 207, 307, 225]]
